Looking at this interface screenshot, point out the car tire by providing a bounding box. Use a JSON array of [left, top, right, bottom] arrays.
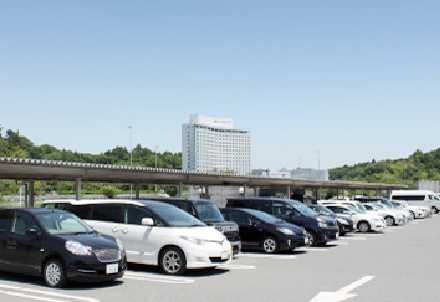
[[44, 259, 67, 288], [385, 217, 395, 226], [306, 231, 324, 247], [357, 222, 371, 233], [159, 247, 187, 275], [262, 237, 278, 253], [338, 225, 347, 236]]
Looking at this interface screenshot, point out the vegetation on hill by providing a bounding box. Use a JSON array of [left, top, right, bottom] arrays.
[[329, 149, 440, 187], [0, 127, 182, 196]]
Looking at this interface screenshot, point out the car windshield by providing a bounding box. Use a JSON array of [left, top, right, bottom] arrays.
[[311, 205, 333, 215], [355, 204, 368, 213], [195, 201, 225, 223], [148, 203, 205, 227], [244, 209, 284, 224], [36, 212, 93, 235], [288, 201, 316, 216]]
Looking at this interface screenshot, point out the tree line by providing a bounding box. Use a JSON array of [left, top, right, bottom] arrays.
[[0, 127, 182, 196]]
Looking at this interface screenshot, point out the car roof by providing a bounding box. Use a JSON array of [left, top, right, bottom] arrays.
[[150, 198, 213, 205], [0, 208, 66, 215], [42, 199, 156, 207], [228, 197, 300, 203]]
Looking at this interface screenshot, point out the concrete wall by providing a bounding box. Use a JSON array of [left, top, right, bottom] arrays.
[[418, 180, 440, 193]]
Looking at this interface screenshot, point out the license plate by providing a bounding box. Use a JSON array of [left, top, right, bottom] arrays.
[[106, 264, 119, 274]]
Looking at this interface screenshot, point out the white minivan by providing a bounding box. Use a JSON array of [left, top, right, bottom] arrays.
[[391, 190, 438, 215], [42, 200, 232, 275]]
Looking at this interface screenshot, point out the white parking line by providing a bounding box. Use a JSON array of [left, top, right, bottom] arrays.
[[339, 236, 367, 241], [0, 284, 99, 302], [328, 241, 349, 246], [124, 272, 195, 284], [218, 264, 257, 270], [240, 253, 297, 260], [297, 247, 330, 252]]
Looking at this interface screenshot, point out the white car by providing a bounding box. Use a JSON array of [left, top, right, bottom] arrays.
[[391, 190, 436, 215], [321, 202, 385, 233], [42, 199, 232, 275], [392, 200, 431, 220], [362, 203, 406, 226]]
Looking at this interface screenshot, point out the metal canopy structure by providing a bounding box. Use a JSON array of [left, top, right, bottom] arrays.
[[0, 158, 407, 190]]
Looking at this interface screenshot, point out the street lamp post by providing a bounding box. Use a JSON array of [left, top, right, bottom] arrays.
[[154, 146, 158, 192], [129, 126, 133, 199]]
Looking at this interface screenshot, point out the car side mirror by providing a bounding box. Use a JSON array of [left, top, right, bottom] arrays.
[[26, 226, 41, 237], [141, 218, 154, 226]]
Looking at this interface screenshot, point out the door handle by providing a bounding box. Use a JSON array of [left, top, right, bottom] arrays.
[[121, 229, 128, 234], [112, 228, 119, 233]]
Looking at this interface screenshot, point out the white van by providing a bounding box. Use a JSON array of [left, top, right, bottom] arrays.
[[42, 200, 232, 275], [391, 190, 438, 215]]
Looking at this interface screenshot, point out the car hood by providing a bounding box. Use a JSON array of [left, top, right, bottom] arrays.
[[54, 232, 118, 250], [274, 222, 305, 235], [175, 226, 226, 242]]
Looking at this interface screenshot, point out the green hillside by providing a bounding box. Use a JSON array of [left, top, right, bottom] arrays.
[[329, 149, 440, 187], [0, 127, 182, 196]]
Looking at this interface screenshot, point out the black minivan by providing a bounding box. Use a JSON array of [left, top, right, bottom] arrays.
[[152, 198, 241, 257], [221, 208, 308, 253], [0, 208, 126, 287], [226, 198, 339, 246]]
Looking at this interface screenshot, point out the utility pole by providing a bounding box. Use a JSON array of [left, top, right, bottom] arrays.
[[129, 125, 133, 199], [155, 145, 159, 192]]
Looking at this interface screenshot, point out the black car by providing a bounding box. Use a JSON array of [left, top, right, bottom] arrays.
[[151, 198, 241, 257], [0, 208, 126, 287], [226, 198, 339, 246], [221, 208, 308, 253], [309, 204, 354, 236]]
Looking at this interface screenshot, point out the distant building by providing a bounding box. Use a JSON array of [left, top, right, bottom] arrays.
[[182, 114, 251, 176], [290, 168, 329, 181], [252, 168, 329, 181]]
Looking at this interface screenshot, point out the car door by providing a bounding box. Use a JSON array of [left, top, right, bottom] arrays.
[[120, 205, 162, 264], [0, 210, 14, 270], [228, 211, 258, 248], [87, 204, 125, 238], [4, 210, 42, 274]]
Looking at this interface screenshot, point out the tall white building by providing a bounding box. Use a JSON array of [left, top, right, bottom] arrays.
[[182, 114, 251, 175]]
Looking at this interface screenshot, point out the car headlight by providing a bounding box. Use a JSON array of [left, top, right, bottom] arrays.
[[65, 241, 92, 256], [277, 228, 294, 236], [180, 236, 210, 246], [317, 218, 327, 228], [337, 218, 349, 225]]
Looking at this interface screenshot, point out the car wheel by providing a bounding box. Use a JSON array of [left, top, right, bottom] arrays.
[[306, 231, 323, 247], [385, 217, 395, 226], [44, 259, 67, 288], [160, 247, 187, 275], [262, 237, 278, 253], [358, 222, 370, 233], [338, 225, 346, 236]]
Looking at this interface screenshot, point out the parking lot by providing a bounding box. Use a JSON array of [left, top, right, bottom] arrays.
[[0, 216, 437, 302]]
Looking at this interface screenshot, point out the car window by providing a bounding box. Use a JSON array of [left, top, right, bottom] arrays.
[[126, 206, 159, 225], [58, 204, 93, 220], [92, 205, 124, 223], [13, 212, 34, 236], [228, 211, 251, 225], [0, 210, 14, 232], [272, 203, 290, 216]]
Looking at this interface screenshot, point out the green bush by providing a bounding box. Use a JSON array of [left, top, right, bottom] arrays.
[[101, 186, 120, 199]]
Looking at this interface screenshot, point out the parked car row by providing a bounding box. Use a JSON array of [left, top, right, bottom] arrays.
[[0, 190, 434, 288]]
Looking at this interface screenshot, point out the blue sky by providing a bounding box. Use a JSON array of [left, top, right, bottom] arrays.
[[1, 1, 440, 169]]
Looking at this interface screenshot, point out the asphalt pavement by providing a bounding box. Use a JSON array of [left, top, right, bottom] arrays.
[[0, 216, 439, 302]]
